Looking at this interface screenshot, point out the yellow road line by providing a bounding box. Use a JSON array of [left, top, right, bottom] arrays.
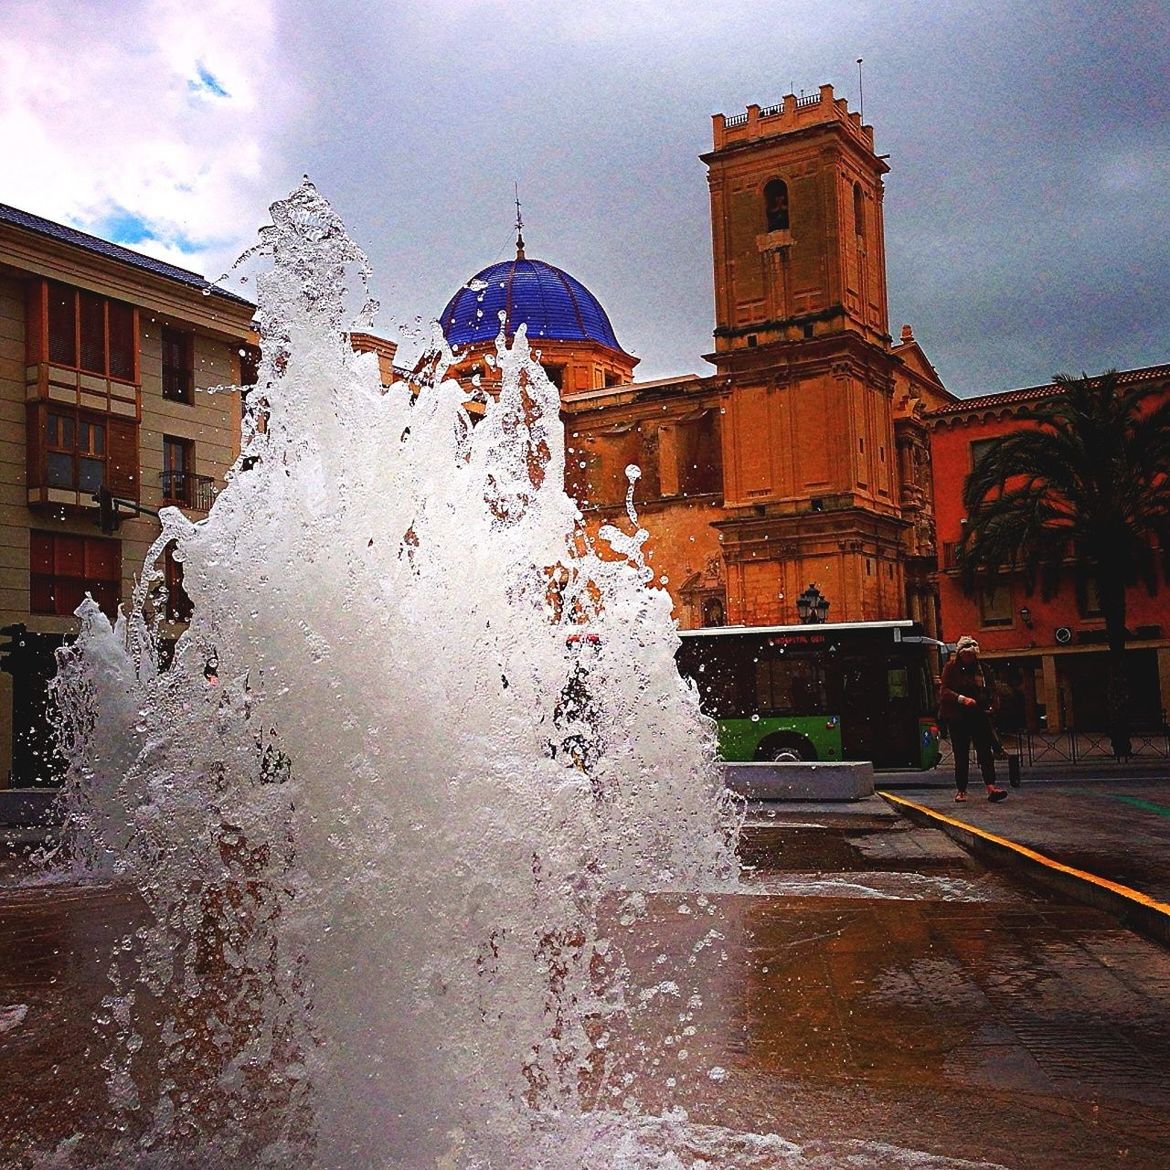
[[877, 790, 1170, 919]]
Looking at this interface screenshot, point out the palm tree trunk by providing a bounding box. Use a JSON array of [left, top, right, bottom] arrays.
[[1100, 574, 1131, 759]]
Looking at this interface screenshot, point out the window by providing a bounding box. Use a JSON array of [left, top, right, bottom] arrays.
[[163, 542, 193, 621], [1077, 577, 1103, 619], [239, 343, 261, 388], [755, 655, 826, 715], [853, 183, 865, 238], [162, 436, 193, 503], [541, 363, 564, 390], [46, 410, 106, 493], [42, 281, 135, 381], [676, 412, 722, 497], [764, 179, 789, 231], [970, 438, 999, 471], [701, 597, 725, 627], [162, 326, 194, 403], [978, 582, 1013, 627], [27, 404, 138, 502], [31, 531, 120, 619]]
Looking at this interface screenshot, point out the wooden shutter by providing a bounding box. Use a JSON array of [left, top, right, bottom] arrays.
[[78, 292, 105, 375], [107, 301, 135, 382], [25, 280, 47, 365], [46, 282, 77, 367], [679, 412, 722, 496], [26, 402, 45, 489], [106, 417, 139, 500]]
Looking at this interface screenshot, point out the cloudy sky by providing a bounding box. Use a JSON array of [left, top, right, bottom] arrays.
[[3, 0, 1167, 395]]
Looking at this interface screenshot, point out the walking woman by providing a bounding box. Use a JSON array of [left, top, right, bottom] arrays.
[[939, 636, 1008, 803]]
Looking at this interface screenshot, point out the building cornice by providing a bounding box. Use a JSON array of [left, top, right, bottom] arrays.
[[926, 364, 1170, 425], [1, 224, 255, 340]]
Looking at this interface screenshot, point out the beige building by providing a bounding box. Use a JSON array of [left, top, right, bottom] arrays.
[[0, 203, 256, 787]]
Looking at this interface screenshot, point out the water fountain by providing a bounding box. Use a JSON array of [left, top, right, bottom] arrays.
[[45, 180, 742, 1169], [29, 182, 1015, 1170]]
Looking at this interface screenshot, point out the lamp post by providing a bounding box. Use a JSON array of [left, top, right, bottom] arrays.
[[796, 583, 830, 624]]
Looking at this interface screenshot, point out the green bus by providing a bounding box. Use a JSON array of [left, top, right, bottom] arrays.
[[677, 620, 943, 771]]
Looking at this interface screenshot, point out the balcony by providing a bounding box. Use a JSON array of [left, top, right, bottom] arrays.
[[161, 470, 220, 512]]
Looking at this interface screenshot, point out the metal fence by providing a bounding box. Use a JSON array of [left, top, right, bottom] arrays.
[[938, 717, 1170, 769]]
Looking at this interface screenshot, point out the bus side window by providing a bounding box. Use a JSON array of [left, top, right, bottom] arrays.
[[915, 662, 937, 709], [755, 655, 825, 714], [887, 666, 909, 700], [702, 660, 740, 717], [754, 658, 778, 712]]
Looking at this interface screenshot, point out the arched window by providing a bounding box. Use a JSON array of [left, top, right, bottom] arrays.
[[853, 183, 865, 238], [701, 597, 726, 627], [764, 179, 789, 231]]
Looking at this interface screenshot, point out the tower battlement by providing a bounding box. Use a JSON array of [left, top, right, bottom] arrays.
[[712, 84, 874, 153]]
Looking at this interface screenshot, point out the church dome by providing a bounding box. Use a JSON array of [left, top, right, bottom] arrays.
[[440, 255, 623, 352]]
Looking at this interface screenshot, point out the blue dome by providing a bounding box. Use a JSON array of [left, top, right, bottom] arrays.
[[440, 256, 623, 352]]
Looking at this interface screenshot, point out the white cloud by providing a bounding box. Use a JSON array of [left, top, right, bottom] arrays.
[[0, 0, 296, 279]]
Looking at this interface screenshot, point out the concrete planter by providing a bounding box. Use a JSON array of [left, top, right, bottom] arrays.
[[723, 760, 875, 801]]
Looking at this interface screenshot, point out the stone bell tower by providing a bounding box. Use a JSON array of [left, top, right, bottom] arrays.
[[705, 84, 891, 358], [700, 84, 913, 626]]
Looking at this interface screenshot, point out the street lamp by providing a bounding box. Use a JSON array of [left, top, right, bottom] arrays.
[[796, 583, 830, 624]]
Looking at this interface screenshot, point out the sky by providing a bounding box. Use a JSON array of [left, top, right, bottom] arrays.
[[3, 0, 1168, 396]]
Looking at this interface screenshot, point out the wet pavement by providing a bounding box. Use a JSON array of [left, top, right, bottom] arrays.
[[1, 775, 1170, 1168]]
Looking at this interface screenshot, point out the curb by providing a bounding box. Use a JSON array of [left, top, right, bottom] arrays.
[[877, 790, 1170, 950]]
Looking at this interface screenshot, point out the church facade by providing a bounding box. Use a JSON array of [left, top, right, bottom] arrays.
[[440, 85, 956, 633]]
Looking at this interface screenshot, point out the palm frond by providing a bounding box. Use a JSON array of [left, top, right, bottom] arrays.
[[957, 369, 1170, 616]]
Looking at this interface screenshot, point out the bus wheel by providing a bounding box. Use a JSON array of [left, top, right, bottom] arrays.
[[760, 736, 816, 763]]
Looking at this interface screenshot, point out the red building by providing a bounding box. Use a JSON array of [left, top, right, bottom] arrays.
[[928, 365, 1170, 732]]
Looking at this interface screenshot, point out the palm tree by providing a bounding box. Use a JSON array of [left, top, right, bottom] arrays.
[[958, 370, 1170, 756]]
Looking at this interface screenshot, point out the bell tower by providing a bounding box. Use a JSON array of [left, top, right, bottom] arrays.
[[700, 85, 911, 627], [704, 83, 890, 359]]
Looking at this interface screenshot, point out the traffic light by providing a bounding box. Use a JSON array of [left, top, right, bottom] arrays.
[[95, 485, 121, 534], [0, 623, 27, 674]]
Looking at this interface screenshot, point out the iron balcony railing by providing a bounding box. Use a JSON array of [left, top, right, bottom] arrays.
[[161, 470, 219, 512]]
